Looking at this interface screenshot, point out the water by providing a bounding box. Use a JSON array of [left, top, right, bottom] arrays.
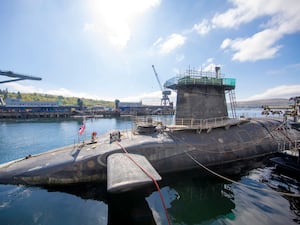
[[0, 116, 299, 225]]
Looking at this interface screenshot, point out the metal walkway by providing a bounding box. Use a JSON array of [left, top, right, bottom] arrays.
[[168, 117, 248, 131]]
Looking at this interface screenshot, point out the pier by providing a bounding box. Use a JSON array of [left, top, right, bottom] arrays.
[[0, 108, 121, 119], [0, 111, 72, 119]]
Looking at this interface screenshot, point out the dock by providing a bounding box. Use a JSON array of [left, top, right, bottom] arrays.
[[0, 108, 121, 119]]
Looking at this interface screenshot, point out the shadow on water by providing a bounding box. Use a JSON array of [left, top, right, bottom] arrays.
[[47, 183, 157, 225], [1, 168, 300, 225], [107, 192, 157, 225], [267, 168, 300, 224], [160, 172, 236, 224], [46, 167, 300, 225], [46, 170, 237, 225]]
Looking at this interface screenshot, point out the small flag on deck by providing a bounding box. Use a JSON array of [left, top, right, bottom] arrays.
[[78, 123, 86, 135]]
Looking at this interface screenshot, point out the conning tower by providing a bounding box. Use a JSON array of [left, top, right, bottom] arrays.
[[164, 66, 236, 123]]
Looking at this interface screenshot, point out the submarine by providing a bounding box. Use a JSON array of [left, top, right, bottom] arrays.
[[0, 66, 299, 193]]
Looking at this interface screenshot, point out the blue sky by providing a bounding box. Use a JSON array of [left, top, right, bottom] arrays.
[[0, 0, 299, 104]]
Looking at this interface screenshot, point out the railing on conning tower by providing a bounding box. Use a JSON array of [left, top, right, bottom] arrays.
[[171, 116, 244, 131], [164, 69, 236, 90]]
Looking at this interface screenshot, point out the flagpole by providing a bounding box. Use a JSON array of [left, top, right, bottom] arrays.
[[83, 116, 86, 144], [77, 132, 80, 146], [78, 116, 86, 145]]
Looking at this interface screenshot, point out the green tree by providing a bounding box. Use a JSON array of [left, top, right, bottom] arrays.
[[17, 91, 22, 99], [77, 98, 83, 109], [3, 89, 8, 99]]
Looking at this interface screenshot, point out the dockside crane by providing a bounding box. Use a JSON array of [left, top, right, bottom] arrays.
[[0, 70, 42, 84], [151, 65, 172, 106]]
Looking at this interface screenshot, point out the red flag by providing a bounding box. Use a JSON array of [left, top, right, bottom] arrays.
[[78, 123, 86, 135]]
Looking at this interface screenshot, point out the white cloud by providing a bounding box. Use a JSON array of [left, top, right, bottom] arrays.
[[117, 90, 177, 105], [205, 58, 214, 64], [193, 19, 211, 35], [221, 29, 283, 61], [118, 91, 159, 102], [83, 23, 96, 32], [192, 0, 300, 62], [217, 0, 300, 61], [157, 34, 186, 54], [176, 54, 185, 62], [85, 0, 161, 50], [4, 82, 177, 105], [4, 82, 39, 93], [203, 63, 216, 72], [172, 68, 180, 75], [212, 1, 263, 29], [4, 82, 101, 100], [220, 39, 232, 49], [152, 37, 163, 47], [245, 85, 300, 101], [212, 0, 300, 29], [198, 58, 221, 73]]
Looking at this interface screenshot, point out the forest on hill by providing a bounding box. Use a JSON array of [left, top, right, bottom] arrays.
[[0, 89, 293, 109], [0, 89, 115, 108]]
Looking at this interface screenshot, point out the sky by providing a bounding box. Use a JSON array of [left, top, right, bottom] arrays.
[[0, 0, 299, 104]]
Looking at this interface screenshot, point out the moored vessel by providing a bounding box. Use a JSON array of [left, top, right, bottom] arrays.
[[0, 66, 299, 193]]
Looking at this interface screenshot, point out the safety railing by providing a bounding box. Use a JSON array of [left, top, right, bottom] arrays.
[[175, 117, 240, 130], [164, 75, 236, 90], [277, 139, 300, 155]]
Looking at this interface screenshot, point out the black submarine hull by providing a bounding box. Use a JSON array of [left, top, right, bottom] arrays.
[[0, 118, 298, 188]]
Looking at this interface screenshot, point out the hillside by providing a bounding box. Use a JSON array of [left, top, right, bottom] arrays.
[[236, 98, 290, 108], [1, 89, 294, 110], [1, 91, 115, 108]]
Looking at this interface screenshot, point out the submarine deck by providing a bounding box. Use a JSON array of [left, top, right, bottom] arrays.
[[0, 116, 299, 189], [0, 129, 173, 185]]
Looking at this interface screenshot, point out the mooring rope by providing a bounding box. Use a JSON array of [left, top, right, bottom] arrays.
[[167, 131, 300, 198], [115, 142, 172, 225], [184, 150, 300, 198]]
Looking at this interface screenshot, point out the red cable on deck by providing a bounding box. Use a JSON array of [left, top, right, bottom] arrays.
[[115, 142, 172, 225]]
